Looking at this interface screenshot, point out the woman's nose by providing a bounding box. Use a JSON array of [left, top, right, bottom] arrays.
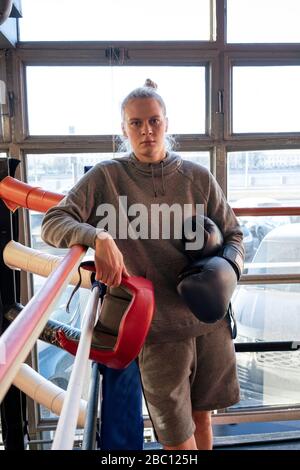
[[141, 122, 153, 134]]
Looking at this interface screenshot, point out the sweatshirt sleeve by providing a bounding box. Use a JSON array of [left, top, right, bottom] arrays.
[[41, 166, 103, 249], [206, 172, 245, 265]]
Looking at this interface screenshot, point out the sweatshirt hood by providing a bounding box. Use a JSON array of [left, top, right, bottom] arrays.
[[116, 152, 183, 197]]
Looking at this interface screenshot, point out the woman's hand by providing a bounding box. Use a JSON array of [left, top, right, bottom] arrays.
[[94, 232, 129, 287]]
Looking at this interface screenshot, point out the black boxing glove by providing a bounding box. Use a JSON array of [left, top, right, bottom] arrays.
[[178, 216, 243, 323], [183, 215, 224, 260], [220, 244, 244, 280], [177, 256, 237, 323], [183, 216, 244, 280]]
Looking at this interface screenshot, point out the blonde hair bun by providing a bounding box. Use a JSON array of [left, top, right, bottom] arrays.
[[144, 78, 158, 89]]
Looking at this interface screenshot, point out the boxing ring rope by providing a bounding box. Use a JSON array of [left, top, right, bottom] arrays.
[[0, 176, 62, 212], [0, 243, 87, 403], [52, 284, 100, 450], [0, 176, 88, 405], [234, 206, 300, 217], [4, 240, 92, 289], [0, 176, 100, 448], [13, 363, 87, 428]]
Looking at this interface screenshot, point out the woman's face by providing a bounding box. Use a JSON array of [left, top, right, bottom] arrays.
[[122, 98, 168, 163]]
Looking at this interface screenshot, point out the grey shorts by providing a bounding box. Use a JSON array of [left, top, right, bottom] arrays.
[[139, 318, 240, 447]]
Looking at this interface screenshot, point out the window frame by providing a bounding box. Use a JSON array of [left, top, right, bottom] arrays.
[[224, 53, 300, 141], [1, 0, 300, 441], [12, 45, 219, 147]]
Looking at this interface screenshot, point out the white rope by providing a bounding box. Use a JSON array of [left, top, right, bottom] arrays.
[[3, 240, 92, 289], [13, 364, 87, 427], [0, 245, 86, 403], [52, 285, 100, 450]]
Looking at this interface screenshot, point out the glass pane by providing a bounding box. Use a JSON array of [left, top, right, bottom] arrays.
[[37, 341, 74, 394], [227, 0, 300, 43], [38, 341, 73, 419], [228, 150, 300, 205], [20, 0, 210, 41], [232, 283, 300, 407], [26, 66, 206, 135], [27, 153, 116, 255], [27, 153, 115, 191], [180, 151, 210, 169], [238, 215, 295, 264], [233, 66, 300, 133], [228, 149, 300, 262], [239, 216, 300, 270], [251, 227, 300, 274]]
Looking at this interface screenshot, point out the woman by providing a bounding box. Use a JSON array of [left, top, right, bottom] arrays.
[[42, 79, 244, 450]]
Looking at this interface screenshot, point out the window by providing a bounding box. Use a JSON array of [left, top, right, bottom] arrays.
[[26, 66, 206, 136], [234, 259, 300, 407], [252, 226, 300, 272], [232, 66, 300, 134], [228, 150, 300, 205], [228, 148, 300, 410], [27, 153, 115, 192], [180, 152, 210, 169], [19, 0, 211, 42], [227, 0, 300, 43]]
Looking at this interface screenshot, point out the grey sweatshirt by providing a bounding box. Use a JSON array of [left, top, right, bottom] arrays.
[[41, 152, 244, 343]]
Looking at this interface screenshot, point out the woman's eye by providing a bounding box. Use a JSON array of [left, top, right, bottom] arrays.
[[150, 119, 160, 126]]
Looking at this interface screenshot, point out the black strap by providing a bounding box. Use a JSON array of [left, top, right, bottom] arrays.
[[66, 261, 106, 313]]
